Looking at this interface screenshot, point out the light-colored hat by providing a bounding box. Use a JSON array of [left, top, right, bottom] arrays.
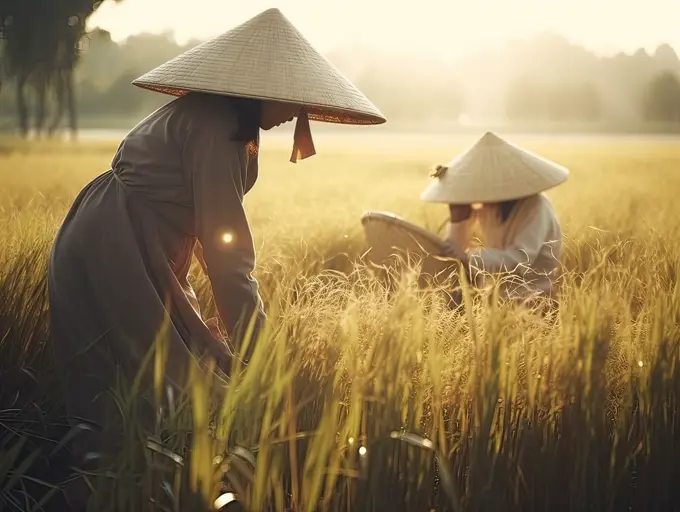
[[131, 8, 385, 126], [420, 132, 569, 204]]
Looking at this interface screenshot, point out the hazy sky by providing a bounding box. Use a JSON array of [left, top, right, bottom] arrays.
[[89, 0, 680, 61]]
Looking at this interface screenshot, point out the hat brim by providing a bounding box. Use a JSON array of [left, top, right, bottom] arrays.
[[130, 8, 387, 127], [131, 80, 386, 125], [419, 132, 569, 204], [419, 177, 568, 204]]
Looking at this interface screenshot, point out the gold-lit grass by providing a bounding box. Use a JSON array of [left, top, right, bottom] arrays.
[[1, 134, 679, 510]]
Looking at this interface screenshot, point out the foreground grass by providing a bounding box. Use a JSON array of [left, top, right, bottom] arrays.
[[1, 134, 680, 511]]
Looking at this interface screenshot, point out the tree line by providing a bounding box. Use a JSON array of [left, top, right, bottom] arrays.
[[503, 73, 680, 124], [0, 0, 121, 137], [2, 22, 680, 133]]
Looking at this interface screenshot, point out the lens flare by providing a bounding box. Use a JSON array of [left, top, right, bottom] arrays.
[[221, 232, 234, 244]]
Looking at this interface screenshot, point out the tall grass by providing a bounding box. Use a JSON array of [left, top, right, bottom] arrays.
[[1, 134, 679, 511]]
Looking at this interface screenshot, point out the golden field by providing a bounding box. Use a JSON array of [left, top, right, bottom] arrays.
[[1, 133, 680, 511]]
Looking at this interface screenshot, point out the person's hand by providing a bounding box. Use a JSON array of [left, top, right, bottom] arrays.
[[448, 204, 472, 223], [441, 241, 469, 264]]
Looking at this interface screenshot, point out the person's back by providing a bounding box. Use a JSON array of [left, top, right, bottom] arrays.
[[46, 9, 387, 509], [471, 193, 562, 299], [103, 94, 259, 261], [421, 131, 569, 303], [111, 97, 191, 205], [112, 93, 253, 206], [48, 92, 258, 455]]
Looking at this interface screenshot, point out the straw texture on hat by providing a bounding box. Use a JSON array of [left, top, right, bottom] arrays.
[[420, 132, 569, 204], [132, 8, 386, 125]]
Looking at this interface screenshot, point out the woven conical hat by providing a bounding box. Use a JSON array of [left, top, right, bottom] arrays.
[[131, 8, 385, 125], [420, 132, 569, 204]]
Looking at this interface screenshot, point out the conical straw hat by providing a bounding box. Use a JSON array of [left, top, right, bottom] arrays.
[[132, 8, 386, 125], [420, 132, 569, 204]]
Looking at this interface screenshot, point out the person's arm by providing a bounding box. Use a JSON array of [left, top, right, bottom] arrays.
[[441, 205, 474, 262], [468, 207, 552, 273], [184, 111, 265, 357], [444, 219, 472, 251], [192, 240, 224, 339]]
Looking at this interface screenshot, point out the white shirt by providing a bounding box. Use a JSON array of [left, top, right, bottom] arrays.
[[445, 193, 562, 299]]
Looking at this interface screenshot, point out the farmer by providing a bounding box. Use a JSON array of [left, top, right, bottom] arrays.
[[420, 132, 568, 303], [47, 7, 385, 482]]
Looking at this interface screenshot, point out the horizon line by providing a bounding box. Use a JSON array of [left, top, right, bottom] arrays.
[[85, 25, 679, 62]]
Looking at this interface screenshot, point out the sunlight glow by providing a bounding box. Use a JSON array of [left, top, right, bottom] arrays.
[[88, 0, 680, 59]]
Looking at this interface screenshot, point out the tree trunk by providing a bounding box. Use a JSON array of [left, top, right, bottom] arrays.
[[65, 70, 77, 140], [35, 76, 48, 139], [48, 71, 65, 137], [16, 72, 29, 139]]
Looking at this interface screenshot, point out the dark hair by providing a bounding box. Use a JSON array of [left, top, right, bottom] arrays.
[[186, 92, 261, 155], [499, 200, 517, 222], [230, 97, 261, 157]]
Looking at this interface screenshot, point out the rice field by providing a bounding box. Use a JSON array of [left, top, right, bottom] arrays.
[[1, 133, 680, 511]]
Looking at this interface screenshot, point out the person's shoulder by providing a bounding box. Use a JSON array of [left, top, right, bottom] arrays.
[[515, 194, 558, 224], [524, 193, 554, 212], [532, 194, 562, 232], [537, 193, 559, 213], [170, 93, 239, 134]]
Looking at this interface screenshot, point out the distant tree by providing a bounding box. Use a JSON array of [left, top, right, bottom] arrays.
[[571, 82, 602, 121], [0, 0, 122, 138], [653, 44, 680, 72], [103, 71, 162, 115], [5, 26, 680, 129], [505, 78, 602, 122], [354, 72, 464, 123], [76, 28, 120, 90], [505, 77, 541, 121], [642, 72, 680, 122]]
